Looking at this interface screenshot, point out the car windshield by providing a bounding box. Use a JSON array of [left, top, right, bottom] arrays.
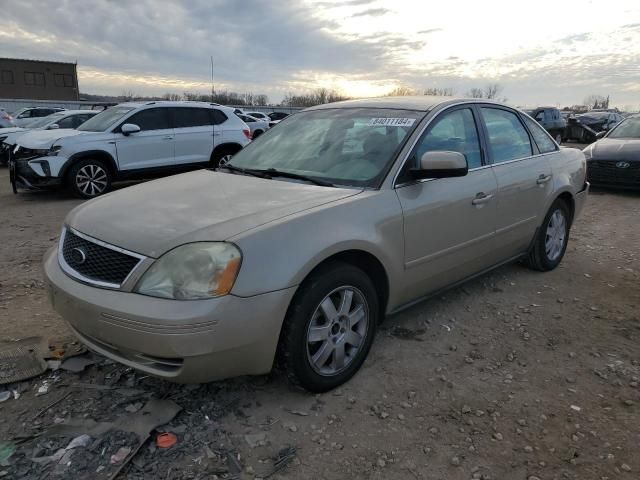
[[228, 108, 423, 188], [77, 106, 135, 132], [28, 112, 66, 128], [607, 118, 640, 139]]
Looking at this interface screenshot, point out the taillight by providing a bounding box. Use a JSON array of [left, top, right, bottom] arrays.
[[243, 128, 252, 140]]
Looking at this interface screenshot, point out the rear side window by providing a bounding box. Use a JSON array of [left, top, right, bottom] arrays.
[[522, 115, 557, 153], [173, 108, 213, 128], [56, 116, 76, 129], [125, 108, 171, 131], [211, 109, 228, 125], [415, 108, 483, 169], [481, 108, 533, 163]]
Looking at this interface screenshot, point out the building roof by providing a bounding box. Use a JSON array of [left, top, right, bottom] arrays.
[[0, 57, 77, 66]]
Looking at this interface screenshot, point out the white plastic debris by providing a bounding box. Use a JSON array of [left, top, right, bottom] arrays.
[[570, 405, 581, 412], [66, 435, 92, 450]]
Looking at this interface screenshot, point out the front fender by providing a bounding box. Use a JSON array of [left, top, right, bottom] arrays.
[[229, 189, 405, 309]]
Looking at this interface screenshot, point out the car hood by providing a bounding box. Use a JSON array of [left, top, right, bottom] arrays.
[[66, 170, 363, 258], [17, 128, 87, 149], [0, 127, 27, 137], [589, 138, 640, 161]]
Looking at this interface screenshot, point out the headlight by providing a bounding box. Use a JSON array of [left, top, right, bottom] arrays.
[[134, 243, 242, 300], [46, 145, 61, 156]]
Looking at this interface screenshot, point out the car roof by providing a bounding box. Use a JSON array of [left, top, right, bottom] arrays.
[[306, 95, 505, 112], [116, 101, 235, 112]]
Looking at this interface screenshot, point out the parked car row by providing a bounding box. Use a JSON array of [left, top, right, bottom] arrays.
[[525, 106, 625, 144], [5, 102, 253, 197]]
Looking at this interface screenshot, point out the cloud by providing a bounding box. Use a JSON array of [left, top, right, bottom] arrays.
[[351, 7, 390, 17]]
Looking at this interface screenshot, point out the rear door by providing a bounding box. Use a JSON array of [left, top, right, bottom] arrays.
[[114, 107, 175, 171], [395, 106, 500, 302], [171, 107, 214, 165], [480, 106, 554, 257]]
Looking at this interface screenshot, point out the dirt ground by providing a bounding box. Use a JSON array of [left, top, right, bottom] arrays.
[[0, 153, 639, 479]]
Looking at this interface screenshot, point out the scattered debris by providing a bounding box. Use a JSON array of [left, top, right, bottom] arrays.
[[156, 432, 177, 449], [66, 434, 92, 450], [0, 337, 48, 384], [0, 443, 15, 467], [110, 446, 132, 464], [60, 353, 97, 373]]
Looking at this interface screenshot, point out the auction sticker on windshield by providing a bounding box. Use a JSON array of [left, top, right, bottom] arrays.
[[367, 118, 416, 127]]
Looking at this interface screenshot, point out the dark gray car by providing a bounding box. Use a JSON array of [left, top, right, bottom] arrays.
[[584, 115, 640, 189], [525, 107, 566, 144]]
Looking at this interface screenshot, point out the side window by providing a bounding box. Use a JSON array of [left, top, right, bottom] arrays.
[[124, 108, 171, 131], [211, 109, 228, 125], [173, 108, 213, 128], [414, 108, 483, 169], [522, 115, 557, 153], [481, 108, 533, 163], [534, 110, 544, 122], [56, 116, 76, 129]]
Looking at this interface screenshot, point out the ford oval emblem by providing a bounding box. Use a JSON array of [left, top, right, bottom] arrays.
[[616, 161, 630, 169], [70, 247, 87, 265]]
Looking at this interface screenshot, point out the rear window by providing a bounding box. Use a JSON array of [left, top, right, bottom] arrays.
[[172, 108, 213, 128], [522, 115, 558, 153]]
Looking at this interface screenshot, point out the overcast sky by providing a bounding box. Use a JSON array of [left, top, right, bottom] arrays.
[[2, 0, 639, 108]]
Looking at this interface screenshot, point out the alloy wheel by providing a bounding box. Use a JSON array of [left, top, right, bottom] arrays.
[[306, 286, 369, 376], [545, 209, 566, 261], [76, 164, 108, 197]]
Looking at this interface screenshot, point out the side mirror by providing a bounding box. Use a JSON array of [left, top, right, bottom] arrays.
[[121, 123, 141, 136], [47, 124, 60, 130], [410, 151, 469, 179], [595, 131, 606, 139]]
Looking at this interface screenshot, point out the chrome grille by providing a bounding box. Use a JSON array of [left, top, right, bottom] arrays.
[[58, 228, 145, 288]]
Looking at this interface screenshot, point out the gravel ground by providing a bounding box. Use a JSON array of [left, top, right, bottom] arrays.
[[0, 155, 639, 479]]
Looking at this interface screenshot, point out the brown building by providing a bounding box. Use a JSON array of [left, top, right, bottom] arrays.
[[0, 57, 79, 101]]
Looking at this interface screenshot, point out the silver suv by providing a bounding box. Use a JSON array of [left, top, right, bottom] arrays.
[[10, 101, 251, 198], [45, 96, 589, 392]]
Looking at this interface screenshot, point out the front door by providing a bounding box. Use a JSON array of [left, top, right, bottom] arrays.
[[114, 107, 175, 171], [395, 106, 499, 303], [479, 106, 554, 256]]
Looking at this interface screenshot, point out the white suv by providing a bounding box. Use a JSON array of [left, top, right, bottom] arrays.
[[9, 101, 251, 198]]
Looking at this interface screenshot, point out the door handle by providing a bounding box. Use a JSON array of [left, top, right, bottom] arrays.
[[537, 174, 552, 185], [472, 192, 493, 206], [213, 131, 222, 136], [162, 135, 174, 140]]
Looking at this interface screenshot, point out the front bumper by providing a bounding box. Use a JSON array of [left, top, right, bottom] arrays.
[[10, 155, 63, 190], [44, 248, 297, 383], [574, 182, 589, 220]]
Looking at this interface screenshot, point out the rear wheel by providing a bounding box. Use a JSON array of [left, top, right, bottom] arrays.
[[526, 199, 570, 271], [277, 262, 378, 392], [210, 145, 241, 169], [252, 129, 264, 139], [67, 159, 112, 199]]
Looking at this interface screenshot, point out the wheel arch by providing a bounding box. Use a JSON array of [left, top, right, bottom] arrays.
[[291, 248, 390, 322], [211, 142, 243, 158], [555, 190, 575, 225], [60, 150, 117, 179]]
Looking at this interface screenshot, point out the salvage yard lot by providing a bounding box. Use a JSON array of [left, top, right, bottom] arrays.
[[0, 160, 639, 479]]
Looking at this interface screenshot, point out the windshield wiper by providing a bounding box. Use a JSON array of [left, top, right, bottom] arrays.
[[216, 163, 268, 179], [255, 168, 335, 187]]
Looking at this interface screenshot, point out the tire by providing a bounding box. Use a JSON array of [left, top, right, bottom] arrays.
[[252, 129, 264, 139], [554, 132, 563, 144], [67, 158, 112, 199], [526, 199, 571, 271], [277, 262, 379, 392], [210, 145, 241, 169]]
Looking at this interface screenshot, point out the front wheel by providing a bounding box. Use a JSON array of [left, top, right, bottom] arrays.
[[277, 262, 379, 392], [526, 199, 570, 271], [67, 159, 112, 199], [554, 132, 563, 144]]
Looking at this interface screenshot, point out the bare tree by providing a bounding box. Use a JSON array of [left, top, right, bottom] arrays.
[[386, 86, 417, 96], [466, 87, 484, 98], [483, 83, 502, 99], [583, 94, 609, 109], [162, 92, 182, 101], [423, 87, 454, 96], [119, 90, 137, 101], [282, 89, 350, 107]]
